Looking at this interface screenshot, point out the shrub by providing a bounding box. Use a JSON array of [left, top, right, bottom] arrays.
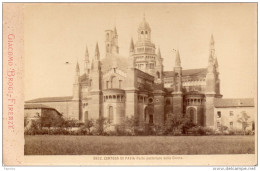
[[187, 126, 208, 135], [203, 127, 215, 135], [24, 120, 41, 135]]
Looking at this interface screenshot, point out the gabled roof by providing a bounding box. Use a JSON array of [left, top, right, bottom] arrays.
[[164, 68, 207, 78], [24, 103, 53, 109], [24, 104, 62, 116], [215, 98, 255, 108], [25, 96, 73, 103]]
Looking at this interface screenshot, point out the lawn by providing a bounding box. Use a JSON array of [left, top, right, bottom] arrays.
[[24, 135, 255, 155]]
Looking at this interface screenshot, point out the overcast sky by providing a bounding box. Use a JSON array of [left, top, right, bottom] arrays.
[[24, 3, 257, 101]]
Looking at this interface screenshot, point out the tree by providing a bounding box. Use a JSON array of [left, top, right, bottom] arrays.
[[84, 119, 94, 134], [237, 111, 251, 135], [40, 110, 64, 129], [165, 112, 196, 135], [93, 117, 111, 135], [121, 116, 139, 133]]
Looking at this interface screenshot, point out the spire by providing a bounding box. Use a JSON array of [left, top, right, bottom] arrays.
[[114, 26, 117, 35], [210, 34, 215, 57], [129, 38, 135, 53], [214, 57, 218, 68], [208, 35, 215, 66], [74, 61, 80, 84], [95, 42, 100, 60], [85, 45, 89, 62], [175, 50, 181, 67], [157, 47, 161, 58], [76, 61, 80, 72], [210, 34, 215, 48], [138, 13, 151, 32]]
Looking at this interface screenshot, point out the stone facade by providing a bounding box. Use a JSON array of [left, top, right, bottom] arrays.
[[25, 16, 255, 129]]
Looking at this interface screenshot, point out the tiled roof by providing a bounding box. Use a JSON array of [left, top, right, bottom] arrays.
[[215, 98, 255, 108], [164, 68, 207, 77], [24, 103, 53, 109], [25, 96, 73, 103]]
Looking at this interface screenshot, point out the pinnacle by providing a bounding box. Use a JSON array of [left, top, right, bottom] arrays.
[[175, 50, 181, 67], [95, 42, 100, 60], [76, 61, 80, 72], [157, 47, 161, 58], [210, 34, 215, 46], [85, 45, 89, 62], [114, 26, 117, 35], [130, 38, 134, 52]]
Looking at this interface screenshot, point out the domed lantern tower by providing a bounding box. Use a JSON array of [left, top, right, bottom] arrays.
[[133, 15, 162, 79]]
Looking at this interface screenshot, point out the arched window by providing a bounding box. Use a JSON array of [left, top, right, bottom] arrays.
[[84, 111, 88, 123], [141, 31, 144, 34], [145, 31, 148, 39], [119, 80, 122, 89], [188, 108, 196, 124], [109, 106, 113, 123], [111, 77, 114, 88], [144, 106, 154, 124], [144, 107, 148, 121], [106, 81, 109, 89], [156, 71, 160, 79], [190, 109, 194, 122], [166, 99, 171, 105], [111, 76, 117, 88]]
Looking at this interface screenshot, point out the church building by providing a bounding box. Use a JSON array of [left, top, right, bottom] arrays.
[[25, 16, 255, 130]]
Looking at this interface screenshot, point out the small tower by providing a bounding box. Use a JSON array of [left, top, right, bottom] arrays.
[[206, 35, 216, 94], [172, 50, 183, 116], [205, 35, 217, 127], [71, 61, 81, 120], [89, 42, 102, 120], [214, 56, 221, 95], [134, 15, 157, 76], [128, 38, 135, 68], [125, 38, 138, 118], [105, 27, 119, 55], [174, 50, 182, 93], [73, 62, 80, 100], [153, 47, 165, 125], [155, 47, 164, 84], [84, 45, 90, 74], [91, 42, 102, 91]]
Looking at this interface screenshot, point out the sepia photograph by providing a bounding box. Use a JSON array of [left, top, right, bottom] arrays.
[[3, 2, 257, 166]]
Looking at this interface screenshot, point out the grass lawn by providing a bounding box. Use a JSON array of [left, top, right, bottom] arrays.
[[24, 135, 255, 155]]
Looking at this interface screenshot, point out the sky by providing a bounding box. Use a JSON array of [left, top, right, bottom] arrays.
[[24, 3, 257, 101]]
